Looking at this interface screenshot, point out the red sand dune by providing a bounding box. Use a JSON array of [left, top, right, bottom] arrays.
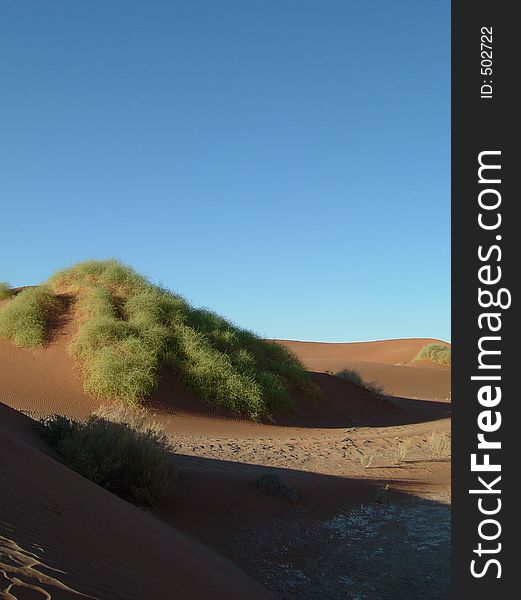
[[276, 338, 451, 401], [0, 402, 273, 600], [0, 308, 451, 599], [0, 335, 449, 434], [274, 338, 446, 365]]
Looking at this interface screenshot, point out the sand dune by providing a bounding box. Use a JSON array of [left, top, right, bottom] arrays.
[[0, 301, 451, 599], [274, 338, 447, 365], [0, 402, 273, 600], [0, 338, 98, 419], [276, 338, 451, 401], [0, 336, 449, 433]]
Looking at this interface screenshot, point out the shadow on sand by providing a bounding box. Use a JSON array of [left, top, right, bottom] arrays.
[[149, 371, 451, 430], [160, 453, 450, 600]]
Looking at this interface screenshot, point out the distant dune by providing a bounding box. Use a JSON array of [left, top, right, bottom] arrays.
[[273, 338, 446, 365], [276, 338, 451, 401]]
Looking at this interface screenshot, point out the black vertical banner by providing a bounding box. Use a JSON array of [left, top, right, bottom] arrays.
[[452, 1, 517, 598]]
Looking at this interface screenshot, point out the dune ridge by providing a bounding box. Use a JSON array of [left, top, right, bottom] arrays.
[[276, 338, 451, 401]]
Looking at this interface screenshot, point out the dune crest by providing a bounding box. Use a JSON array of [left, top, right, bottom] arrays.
[[276, 338, 451, 401]]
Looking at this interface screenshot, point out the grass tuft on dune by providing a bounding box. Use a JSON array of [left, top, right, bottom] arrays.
[[0, 281, 14, 300], [7, 259, 320, 419], [336, 368, 384, 396], [415, 343, 451, 366], [0, 285, 58, 347]]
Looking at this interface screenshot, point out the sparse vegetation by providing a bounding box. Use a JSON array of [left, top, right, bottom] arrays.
[[255, 473, 299, 502], [359, 451, 375, 469], [375, 484, 390, 504], [94, 401, 159, 428], [36, 406, 175, 509], [415, 343, 451, 366], [336, 368, 364, 387], [0, 285, 58, 347], [336, 368, 384, 396], [0, 282, 14, 300], [7, 259, 321, 419], [394, 438, 413, 463], [427, 432, 451, 459]]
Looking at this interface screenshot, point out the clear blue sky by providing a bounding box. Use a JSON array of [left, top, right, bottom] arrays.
[[0, 1, 450, 342]]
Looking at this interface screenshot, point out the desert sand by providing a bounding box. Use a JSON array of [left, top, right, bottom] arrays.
[[0, 402, 273, 600], [0, 305, 451, 599], [277, 338, 451, 401]]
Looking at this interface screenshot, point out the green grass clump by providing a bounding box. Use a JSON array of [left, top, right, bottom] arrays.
[[415, 343, 451, 366], [43, 259, 319, 419], [166, 323, 265, 419], [0, 285, 58, 347], [49, 259, 148, 297], [336, 368, 364, 387], [69, 285, 169, 405], [336, 368, 384, 396], [81, 338, 160, 404], [0, 282, 14, 300], [36, 407, 175, 509]]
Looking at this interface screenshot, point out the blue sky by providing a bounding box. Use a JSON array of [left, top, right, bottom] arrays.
[[0, 1, 450, 342]]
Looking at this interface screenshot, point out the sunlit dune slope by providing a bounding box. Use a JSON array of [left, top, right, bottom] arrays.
[[276, 339, 451, 401]]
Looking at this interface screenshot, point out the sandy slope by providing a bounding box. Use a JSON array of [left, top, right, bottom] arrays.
[[0, 402, 273, 600], [276, 338, 451, 401], [273, 338, 447, 365], [0, 336, 449, 432], [0, 307, 451, 599], [0, 397, 450, 600]]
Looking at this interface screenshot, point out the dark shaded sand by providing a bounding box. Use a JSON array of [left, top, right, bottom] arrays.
[[0, 402, 273, 600], [0, 399, 450, 600]]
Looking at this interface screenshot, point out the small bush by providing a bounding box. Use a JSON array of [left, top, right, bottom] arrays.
[[359, 452, 375, 469], [415, 343, 451, 366], [427, 432, 451, 459], [375, 484, 390, 504], [394, 438, 413, 463], [0, 285, 58, 347], [336, 368, 384, 396], [36, 409, 175, 509], [34, 414, 79, 446], [0, 282, 14, 300], [336, 368, 364, 387], [255, 473, 299, 501]]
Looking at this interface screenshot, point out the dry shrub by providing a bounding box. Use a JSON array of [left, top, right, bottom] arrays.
[[36, 406, 175, 509], [427, 432, 451, 459]]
